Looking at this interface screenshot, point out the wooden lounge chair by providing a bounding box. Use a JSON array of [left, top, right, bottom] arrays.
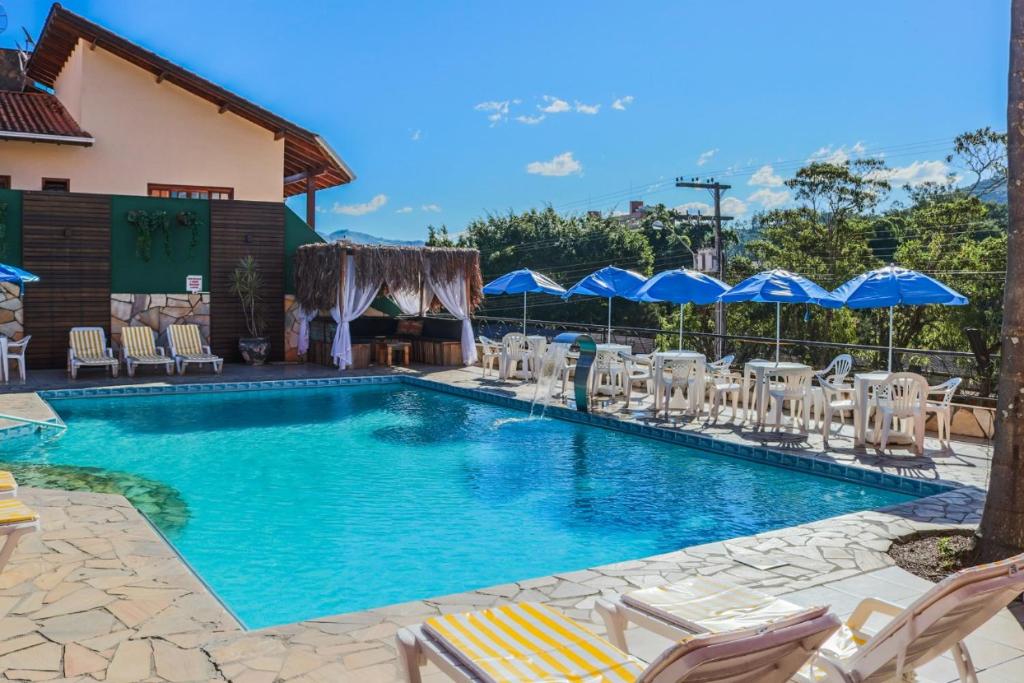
[[0, 498, 40, 574], [396, 601, 838, 683], [596, 555, 1024, 682], [120, 326, 174, 377], [167, 324, 223, 375], [68, 327, 119, 379], [0, 470, 16, 499]]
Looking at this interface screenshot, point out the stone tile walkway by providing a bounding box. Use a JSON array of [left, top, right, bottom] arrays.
[[0, 365, 1014, 682]]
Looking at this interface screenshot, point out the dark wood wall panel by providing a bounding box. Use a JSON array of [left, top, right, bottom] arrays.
[[22, 192, 112, 369], [209, 201, 285, 362]]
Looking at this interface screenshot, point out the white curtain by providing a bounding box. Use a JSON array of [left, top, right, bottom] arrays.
[[333, 255, 382, 368], [389, 278, 434, 316], [295, 306, 320, 356], [428, 271, 477, 366]]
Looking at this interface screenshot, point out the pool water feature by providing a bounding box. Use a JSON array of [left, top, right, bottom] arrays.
[[3, 384, 914, 629]]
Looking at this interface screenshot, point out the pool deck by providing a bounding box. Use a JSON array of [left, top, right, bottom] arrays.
[[0, 363, 1018, 683]]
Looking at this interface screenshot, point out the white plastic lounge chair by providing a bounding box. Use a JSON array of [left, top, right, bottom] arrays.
[[396, 601, 839, 683], [873, 372, 928, 455], [0, 470, 16, 499], [479, 336, 501, 378], [5, 335, 30, 382], [0, 498, 40, 575], [926, 377, 962, 446], [120, 326, 174, 377], [598, 554, 1024, 683], [167, 324, 223, 375], [68, 327, 119, 379]]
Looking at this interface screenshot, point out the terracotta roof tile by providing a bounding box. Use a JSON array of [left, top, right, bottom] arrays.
[[0, 91, 91, 140]]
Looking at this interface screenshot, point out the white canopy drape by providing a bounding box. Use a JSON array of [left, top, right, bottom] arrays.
[[428, 271, 477, 365], [333, 255, 382, 368], [295, 305, 321, 356], [389, 278, 433, 316]]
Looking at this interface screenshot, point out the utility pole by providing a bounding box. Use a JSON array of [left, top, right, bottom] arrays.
[[676, 177, 731, 357]]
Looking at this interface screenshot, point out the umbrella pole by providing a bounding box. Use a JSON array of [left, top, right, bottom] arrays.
[[775, 301, 781, 363], [607, 297, 612, 343], [523, 291, 527, 335], [888, 306, 894, 372], [678, 303, 684, 351]]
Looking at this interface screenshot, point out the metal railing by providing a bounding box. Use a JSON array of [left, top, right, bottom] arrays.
[[472, 315, 1000, 407]]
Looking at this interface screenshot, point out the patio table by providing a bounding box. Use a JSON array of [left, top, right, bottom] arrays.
[[741, 361, 811, 429], [653, 350, 706, 416]]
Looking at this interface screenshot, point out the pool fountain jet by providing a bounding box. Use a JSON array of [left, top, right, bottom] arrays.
[[552, 332, 596, 413]]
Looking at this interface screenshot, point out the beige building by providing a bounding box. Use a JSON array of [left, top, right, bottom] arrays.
[[0, 4, 353, 226]]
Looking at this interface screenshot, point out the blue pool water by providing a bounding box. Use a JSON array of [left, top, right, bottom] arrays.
[[3, 384, 912, 628]]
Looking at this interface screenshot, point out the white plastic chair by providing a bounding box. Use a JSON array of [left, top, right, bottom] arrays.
[[768, 368, 813, 433], [620, 352, 653, 407], [819, 376, 856, 447], [589, 349, 625, 402], [660, 357, 700, 418], [926, 377, 962, 446], [498, 333, 527, 380], [873, 372, 928, 455], [5, 335, 30, 382], [811, 354, 854, 427], [478, 336, 500, 378], [708, 366, 742, 423], [525, 336, 547, 381]]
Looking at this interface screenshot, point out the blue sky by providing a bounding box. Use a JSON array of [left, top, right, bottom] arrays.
[[5, 1, 1009, 240]]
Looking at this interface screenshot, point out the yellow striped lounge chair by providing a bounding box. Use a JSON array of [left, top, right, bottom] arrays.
[[167, 324, 223, 375], [0, 497, 40, 575], [596, 557, 1024, 683], [68, 327, 119, 379], [120, 326, 174, 377], [396, 601, 837, 683], [0, 470, 16, 499]]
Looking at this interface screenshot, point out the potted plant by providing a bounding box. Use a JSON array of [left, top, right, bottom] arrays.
[[230, 255, 270, 365]]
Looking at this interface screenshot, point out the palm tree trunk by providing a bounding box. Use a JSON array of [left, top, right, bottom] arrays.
[[978, 0, 1024, 560]]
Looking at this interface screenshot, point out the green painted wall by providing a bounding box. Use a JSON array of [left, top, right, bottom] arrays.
[[0, 189, 23, 267], [284, 206, 323, 294], [110, 196, 211, 293]]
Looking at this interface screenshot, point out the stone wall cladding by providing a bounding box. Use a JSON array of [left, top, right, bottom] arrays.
[[284, 294, 301, 362], [111, 293, 211, 347], [0, 282, 24, 340]]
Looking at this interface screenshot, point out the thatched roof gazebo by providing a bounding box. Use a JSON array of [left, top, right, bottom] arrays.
[[293, 242, 483, 368]]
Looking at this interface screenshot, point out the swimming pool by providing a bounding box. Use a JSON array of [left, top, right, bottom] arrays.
[[3, 383, 913, 628]]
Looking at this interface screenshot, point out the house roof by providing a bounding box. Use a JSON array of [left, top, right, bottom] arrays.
[[0, 90, 93, 145], [25, 4, 354, 196]]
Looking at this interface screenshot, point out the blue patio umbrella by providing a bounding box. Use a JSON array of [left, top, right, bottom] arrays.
[[635, 268, 730, 349], [830, 264, 968, 371], [719, 268, 839, 362], [563, 266, 647, 342], [483, 268, 566, 334], [0, 263, 40, 295]]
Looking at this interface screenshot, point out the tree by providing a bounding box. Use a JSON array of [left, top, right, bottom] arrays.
[[977, 0, 1024, 560], [947, 126, 1008, 195]]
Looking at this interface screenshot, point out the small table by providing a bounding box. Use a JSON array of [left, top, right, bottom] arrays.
[[375, 340, 411, 367], [742, 361, 812, 429], [853, 371, 890, 446], [653, 351, 706, 416]]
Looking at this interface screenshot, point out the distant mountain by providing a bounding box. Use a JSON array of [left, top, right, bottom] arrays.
[[318, 229, 425, 246]]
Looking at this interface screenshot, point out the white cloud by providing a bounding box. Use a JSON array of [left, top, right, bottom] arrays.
[[747, 188, 791, 209], [749, 164, 784, 187], [866, 160, 954, 187], [696, 149, 718, 167], [721, 197, 748, 216], [410, 129, 421, 141], [330, 194, 388, 216], [575, 101, 600, 115], [421, 203, 442, 212], [539, 96, 571, 113], [474, 100, 518, 126], [808, 141, 867, 165], [526, 151, 582, 177], [516, 114, 546, 125], [396, 206, 414, 214], [611, 95, 634, 111]]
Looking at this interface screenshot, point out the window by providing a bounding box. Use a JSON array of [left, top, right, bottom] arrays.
[[0, 176, 10, 190], [41, 178, 70, 192], [148, 184, 233, 200]]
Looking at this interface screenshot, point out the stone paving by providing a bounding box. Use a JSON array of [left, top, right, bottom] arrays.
[[0, 363, 1016, 682]]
